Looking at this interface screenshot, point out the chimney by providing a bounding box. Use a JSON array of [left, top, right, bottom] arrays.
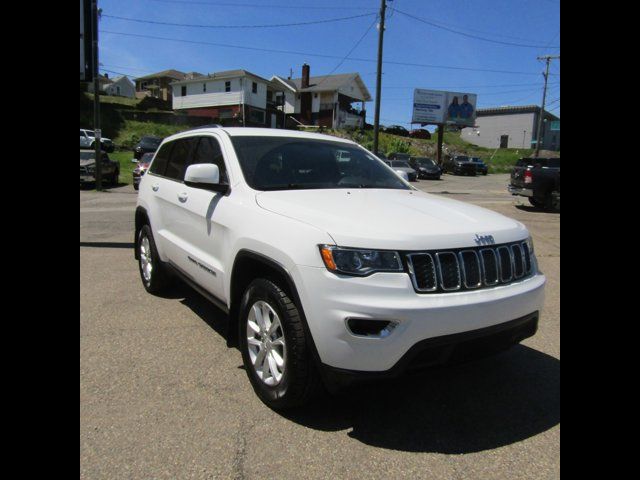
[[301, 63, 310, 89], [104, 73, 109, 79]]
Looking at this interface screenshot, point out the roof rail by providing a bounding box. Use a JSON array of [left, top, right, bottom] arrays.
[[188, 123, 223, 130]]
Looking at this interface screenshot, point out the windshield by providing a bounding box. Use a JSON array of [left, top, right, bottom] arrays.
[[230, 136, 410, 191], [140, 153, 155, 163], [416, 158, 436, 167], [471, 157, 482, 163], [82, 130, 95, 137], [455, 156, 469, 162], [80, 151, 95, 160], [140, 137, 161, 147], [390, 160, 411, 168]]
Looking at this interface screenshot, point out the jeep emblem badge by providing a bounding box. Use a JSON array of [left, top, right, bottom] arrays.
[[474, 234, 495, 246]]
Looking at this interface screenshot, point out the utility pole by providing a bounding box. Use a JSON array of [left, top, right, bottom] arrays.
[[91, 0, 102, 190], [372, 0, 386, 155], [534, 54, 559, 157]]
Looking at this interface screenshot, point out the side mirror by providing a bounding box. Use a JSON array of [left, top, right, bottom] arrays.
[[184, 163, 229, 193]]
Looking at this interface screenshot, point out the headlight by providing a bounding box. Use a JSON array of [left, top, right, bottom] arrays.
[[319, 245, 403, 276]]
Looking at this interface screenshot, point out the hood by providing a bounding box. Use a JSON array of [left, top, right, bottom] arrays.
[[420, 165, 440, 172], [255, 189, 528, 250], [394, 167, 416, 173], [80, 159, 95, 167]]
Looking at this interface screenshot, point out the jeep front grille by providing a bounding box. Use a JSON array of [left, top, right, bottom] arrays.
[[405, 240, 533, 293]]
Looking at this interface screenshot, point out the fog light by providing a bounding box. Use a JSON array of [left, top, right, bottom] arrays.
[[346, 318, 397, 338]]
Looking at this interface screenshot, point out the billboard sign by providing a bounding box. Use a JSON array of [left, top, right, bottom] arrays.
[[412, 89, 477, 127]]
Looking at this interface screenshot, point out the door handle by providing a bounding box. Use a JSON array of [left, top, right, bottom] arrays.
[[151, 184, 159, 192], [178, 192, 188, 203]]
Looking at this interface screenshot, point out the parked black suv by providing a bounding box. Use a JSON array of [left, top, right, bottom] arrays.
[[133, 136, 163, 160], [410, 157, 441, 180], [509, 157, 560, 211], [470, 157, 488, 175], [444, 155, 476, 176]]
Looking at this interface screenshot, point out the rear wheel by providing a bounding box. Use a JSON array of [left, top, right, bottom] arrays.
[[528, 197, 544, 208], [239, 278, 321, 410], [111, 170, 119, 186]]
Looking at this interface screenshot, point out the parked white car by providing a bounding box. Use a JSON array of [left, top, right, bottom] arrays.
[[135, 127, 545, 409], [80, 128, 114, 152]]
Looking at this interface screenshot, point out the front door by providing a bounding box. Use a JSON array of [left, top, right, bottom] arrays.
[[500, 135, 509, 149]]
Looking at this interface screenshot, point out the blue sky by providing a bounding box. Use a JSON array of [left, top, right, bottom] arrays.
[[97, 0, 560, 126]]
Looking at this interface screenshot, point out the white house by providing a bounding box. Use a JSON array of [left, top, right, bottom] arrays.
[[271, 64, 372, 129], [104, 75, 136, 98], [171, 69, 286, 128]]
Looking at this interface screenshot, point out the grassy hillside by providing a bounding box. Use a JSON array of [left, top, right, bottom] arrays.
[[327, 129, 535, 174]]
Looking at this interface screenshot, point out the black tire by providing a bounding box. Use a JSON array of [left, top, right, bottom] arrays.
[[137, 224, 172, 294], [111, 170, 119, 186], [239, 278, 321, 410], [544, 190, 560, 212], [133, 183, 139, 191], [528, 197, 544, 208]]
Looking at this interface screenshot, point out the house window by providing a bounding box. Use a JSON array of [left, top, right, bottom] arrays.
[[249, 108, 265, 124], [225, 81, 231, 92], [252, 82, 258, 94], [181, 86, 186, 96], [219, 108, 233, 119], [203, 83, 207, 92]]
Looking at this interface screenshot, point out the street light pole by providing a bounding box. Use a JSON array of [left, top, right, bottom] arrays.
[[372, 0, 386, 155], [534, 54, 559, 157]]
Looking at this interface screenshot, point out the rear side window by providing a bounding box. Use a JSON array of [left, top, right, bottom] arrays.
[[191, 136, 229, 183], [149, 142, 174, 176], [165, 137, 198, 181]]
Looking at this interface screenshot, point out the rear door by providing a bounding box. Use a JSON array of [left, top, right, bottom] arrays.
[[146, 136, 199, 273]]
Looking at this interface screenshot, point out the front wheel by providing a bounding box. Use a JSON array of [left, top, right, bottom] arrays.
[[111, 170, 119, 186], [239, 278, 321, 410], [137, 224, 172, 294]]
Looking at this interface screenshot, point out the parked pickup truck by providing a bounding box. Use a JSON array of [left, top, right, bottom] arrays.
[[508, 157, 560, 211]]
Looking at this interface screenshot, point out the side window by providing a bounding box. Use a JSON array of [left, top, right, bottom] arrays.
[[165, 138, 198, 181], [149, 142, 173, 176], [225, 81, 231, 92], [191, 136, 229, 184], [252, 82, 257, 94]]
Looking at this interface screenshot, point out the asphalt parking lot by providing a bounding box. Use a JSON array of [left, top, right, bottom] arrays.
[[80, 173, 559, 479]]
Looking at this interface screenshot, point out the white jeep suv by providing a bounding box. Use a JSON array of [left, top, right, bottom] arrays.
[[135, 127, 545, 409]]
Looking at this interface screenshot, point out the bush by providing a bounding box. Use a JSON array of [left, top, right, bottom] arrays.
[[388, 138, 411, 154]]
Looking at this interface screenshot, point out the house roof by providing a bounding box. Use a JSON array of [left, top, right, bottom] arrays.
[[135, 69, 187, 81], [272, 73, 372, 101], [171, 69, 272, 86], [477, 104, 559, 120]]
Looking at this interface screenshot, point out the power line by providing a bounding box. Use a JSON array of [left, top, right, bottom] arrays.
[[146, 0, 376, 10], [312, 16, 378, 88], [101, 12, 376, 29], [102, 64, 154, 73], [390, 8, 559, 49], [382, 86, 550, 102], [380, 81, 560, 90], [102, 30, 551, 75]]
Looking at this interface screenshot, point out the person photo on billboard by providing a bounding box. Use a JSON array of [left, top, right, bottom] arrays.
[[460, 94, 474, 119], [448, 96, 460, 119]]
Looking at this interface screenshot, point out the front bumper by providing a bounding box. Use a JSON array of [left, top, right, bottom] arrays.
[[295, 265, 545, 372], [508, 185, 533, 197], [80, 174, 95, 183], [323, 312, 538, 386]]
